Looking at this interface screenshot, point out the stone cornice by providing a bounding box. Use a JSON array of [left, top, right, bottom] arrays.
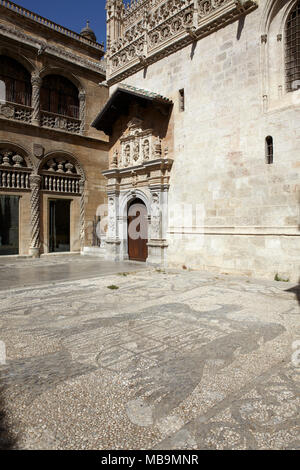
[[0, 0, 104, 52], [0, 23, 106, 77], [102, 158, 174, 178], [107, 0, 258, 85], [0, 115, 109, 145], [168, 226, 300, 236]]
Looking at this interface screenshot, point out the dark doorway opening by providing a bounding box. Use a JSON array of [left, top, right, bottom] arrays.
[[49, 199, 71, 253], [128, 198, 148, 262], [0, 195, 19, 256]]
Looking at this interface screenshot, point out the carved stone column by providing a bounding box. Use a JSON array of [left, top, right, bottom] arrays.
[[79, 180, 85, 249], [31, 74, 42, 126], [29, 174, 41, 258], [79, 91, 86, 135]]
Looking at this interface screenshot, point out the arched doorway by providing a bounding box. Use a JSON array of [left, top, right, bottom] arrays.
[[127, 198, 148, 262]]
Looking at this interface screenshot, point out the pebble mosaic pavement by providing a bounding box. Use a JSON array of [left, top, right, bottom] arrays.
[[0, 256, 299, 449]]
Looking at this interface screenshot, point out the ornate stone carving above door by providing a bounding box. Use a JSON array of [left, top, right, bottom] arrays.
[[118, 118, 155, 169]]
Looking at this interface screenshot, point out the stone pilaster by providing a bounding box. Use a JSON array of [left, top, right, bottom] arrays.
[[31, 74, 42, 126], [29, 174, 41, 258], [147, 186, 169, 267], [105, 191, 121, 261]]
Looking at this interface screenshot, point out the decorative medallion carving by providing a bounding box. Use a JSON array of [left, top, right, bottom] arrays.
[[0, 105, 14, 119], [33, 144, 44, 159]]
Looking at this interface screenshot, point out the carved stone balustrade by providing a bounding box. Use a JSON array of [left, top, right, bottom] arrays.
[[41, 157, 82, 195], [0, 101, 33, 124], [41, 111, 81, 134], [0, 151, 32, 190], [0, 102, 83, 135], [0, 167, 31, 190], [42, 173, 81, 194]]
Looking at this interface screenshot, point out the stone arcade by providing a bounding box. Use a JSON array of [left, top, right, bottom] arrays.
[[0, 1, 108, 256]]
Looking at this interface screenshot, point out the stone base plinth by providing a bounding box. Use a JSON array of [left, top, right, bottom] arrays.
[[29, 247, 40, 258], [147, 239, 168, 267], [82, 246, 105, 258], [105, 238, 121, 261]]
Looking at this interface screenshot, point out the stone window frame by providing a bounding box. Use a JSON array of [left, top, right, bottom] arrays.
[[260, 0, 300, 112], [285, 0, 300, 92], [265, 135, 274, 164], [38, 68, 86, 135]]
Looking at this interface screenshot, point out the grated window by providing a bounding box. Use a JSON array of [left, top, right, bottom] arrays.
[[286, 1, 300, 92]]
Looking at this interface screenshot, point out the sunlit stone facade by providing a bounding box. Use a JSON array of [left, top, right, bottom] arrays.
[[96, 0, 300, 281]]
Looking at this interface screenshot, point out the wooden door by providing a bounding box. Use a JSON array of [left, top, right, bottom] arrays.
[[128, 200, 148, 262], [0, 195, 19, 255], [49, 199, 71, 253]]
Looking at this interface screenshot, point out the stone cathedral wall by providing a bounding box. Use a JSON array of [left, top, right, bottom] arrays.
[[114, 0, 299, 281]]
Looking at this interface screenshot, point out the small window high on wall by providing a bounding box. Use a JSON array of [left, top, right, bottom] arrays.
[[265, 136, 273, 164], [179, 89, 185, 112]]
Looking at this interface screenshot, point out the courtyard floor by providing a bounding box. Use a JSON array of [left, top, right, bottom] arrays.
[[0, 255, 299, 450]]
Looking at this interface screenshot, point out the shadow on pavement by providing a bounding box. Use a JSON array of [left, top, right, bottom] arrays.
[[0, 386, 16, 450], [286, 278, 300, 306]]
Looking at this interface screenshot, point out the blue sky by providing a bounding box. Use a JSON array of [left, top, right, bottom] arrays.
[[14, 0, 108, 45]]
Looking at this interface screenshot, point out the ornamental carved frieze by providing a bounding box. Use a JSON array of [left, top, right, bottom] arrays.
[[117, 118, 157, 168], [107, 0, 258, 81]]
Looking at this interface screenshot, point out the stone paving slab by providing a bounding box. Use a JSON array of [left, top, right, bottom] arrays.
[[0, 255, 147, 290], [0, 258, 299, 450]]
